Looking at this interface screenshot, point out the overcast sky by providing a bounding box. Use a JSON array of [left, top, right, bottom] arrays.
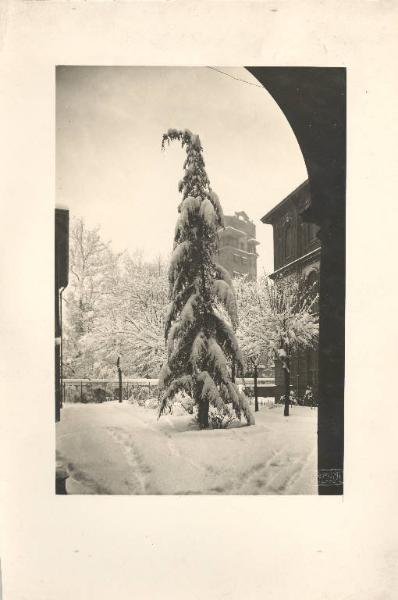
[[56, 66, 307, 274]]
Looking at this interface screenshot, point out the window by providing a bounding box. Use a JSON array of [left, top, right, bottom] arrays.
[[300, 221, 307, 250], [284, 223, 294, 260], [308, 223, 319, 242]]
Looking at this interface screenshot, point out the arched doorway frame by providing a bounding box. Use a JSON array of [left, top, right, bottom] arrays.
[[246, 67, 346, 495]]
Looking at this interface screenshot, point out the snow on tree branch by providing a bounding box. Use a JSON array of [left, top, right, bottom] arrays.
[[158, 129, 254, 428]]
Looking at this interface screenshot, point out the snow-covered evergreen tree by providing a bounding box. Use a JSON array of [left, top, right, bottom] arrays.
[[158, 128, 254, 428]]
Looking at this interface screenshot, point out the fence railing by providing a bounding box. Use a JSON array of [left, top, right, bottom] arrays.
[[62, 378, 160, 404], [61, 377, 277, 404]]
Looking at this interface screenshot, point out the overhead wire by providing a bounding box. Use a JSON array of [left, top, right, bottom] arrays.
[[206, 66, 264, 90]]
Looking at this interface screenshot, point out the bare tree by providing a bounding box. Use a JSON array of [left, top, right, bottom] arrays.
[[236, 274, 318, 416]]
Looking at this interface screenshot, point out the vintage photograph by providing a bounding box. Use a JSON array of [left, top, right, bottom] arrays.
[[4, 0, 398, 596], [55, 66, 345, 495]]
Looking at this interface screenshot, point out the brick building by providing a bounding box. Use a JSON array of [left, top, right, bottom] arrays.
[[217, 211, 259, 281], [261, 180, 320, 402]]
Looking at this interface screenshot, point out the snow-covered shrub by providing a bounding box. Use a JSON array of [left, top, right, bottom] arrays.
[[93, 388, 106, 403], [144, 397, 159, 410], [137, 387, 150, 404], [208, 404, 237, 429], [127, 385, 150, 406], [280, 390, 298, 405], [67, 388, 82, 403], [176, 391, 195, 414], [171, 402, 186, 416], [150, 384, 159, 399]]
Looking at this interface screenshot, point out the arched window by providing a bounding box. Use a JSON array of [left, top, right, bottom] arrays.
[[308, 222, 319, 242]]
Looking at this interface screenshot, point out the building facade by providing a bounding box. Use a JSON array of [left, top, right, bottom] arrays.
[[216, 211, 273, 378], [55, 208, 69, 422], [217, 211, 259, 281], [261, 180, 320, 402]]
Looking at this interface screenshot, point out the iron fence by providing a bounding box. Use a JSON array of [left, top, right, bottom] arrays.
[[61, 378, 278, 406], [62, 378, 160, 404]]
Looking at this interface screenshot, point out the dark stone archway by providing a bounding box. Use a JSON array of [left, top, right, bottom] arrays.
[[246, 67, 346, 495]]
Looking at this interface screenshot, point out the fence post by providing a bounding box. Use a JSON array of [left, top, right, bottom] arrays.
[[80, 381, 83, 402], [117, 356, 123, 403], [254, 363, 259, 412]]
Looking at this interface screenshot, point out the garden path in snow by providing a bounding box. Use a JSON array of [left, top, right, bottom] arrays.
[[56, 401, 317, 495]]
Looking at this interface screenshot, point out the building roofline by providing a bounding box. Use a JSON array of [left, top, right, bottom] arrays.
[[234, 210, 251, 222], [219, 225, 248, 237], [269, 246, 320, 278], [261, 179, 309, 224]]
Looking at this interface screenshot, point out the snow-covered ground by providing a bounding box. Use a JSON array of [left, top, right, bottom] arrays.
[[56, 401, 317, 495]]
